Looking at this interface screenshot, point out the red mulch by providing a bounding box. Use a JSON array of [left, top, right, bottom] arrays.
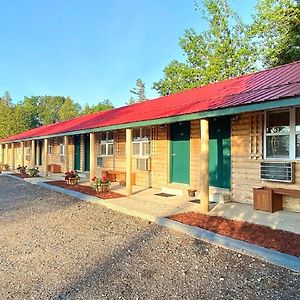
[[13, 173, 38, 179], [47, 181, 125, 199], [169, 212, 300, 257]]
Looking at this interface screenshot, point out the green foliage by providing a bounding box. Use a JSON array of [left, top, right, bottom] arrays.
[[253, 0, 300, 67], [0, 92, 114, 139], [81, 99, 114, 115], [153, 0, 257, 95], [0, 92, 14, 139], [59, 97, 81, 121], [38, 96, 66, 124], [127, 79, 147, 104]]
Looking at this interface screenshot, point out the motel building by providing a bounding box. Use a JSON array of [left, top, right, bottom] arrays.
[[1, 61, 300, 213]]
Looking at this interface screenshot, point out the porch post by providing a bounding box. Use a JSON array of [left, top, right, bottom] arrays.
[[30, 140, 35, 167], [21, 142, 25, 167], [36, 141, 40, 166], [200, 118, 209, 212], [0, 144, 3, 164], [64, 136, 69, 173], [89, 133, 96, 182], [43, 138, 49, 176], [5, 144, 8, 165], [11, 143, 15, 170], [126, 128, 132, 196]]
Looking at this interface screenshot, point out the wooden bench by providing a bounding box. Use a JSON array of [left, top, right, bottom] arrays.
[[47, 164, 61, 173], [253, 187, 300, 213], [103, 171, 136, 186]]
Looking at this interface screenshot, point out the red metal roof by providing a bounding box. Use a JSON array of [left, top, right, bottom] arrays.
[[2, 60, 300, 142]]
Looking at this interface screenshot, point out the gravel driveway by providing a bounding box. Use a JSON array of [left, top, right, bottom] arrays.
[[0, 176, 299, 300]]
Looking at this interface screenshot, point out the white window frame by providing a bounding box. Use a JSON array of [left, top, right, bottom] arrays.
[[25, 147, 31, 161], [48, 143, 52, 155], [132, 127, 151, 158], [264, 107, 299, 160], [59, 143, 65, 156], [100, 132, 114, 156]]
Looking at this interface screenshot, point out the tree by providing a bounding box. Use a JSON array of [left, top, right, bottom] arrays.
[[81, 99, 114, 115], [38, 96, 66, 124], [128, 79, 147, 104], [0, 92, 14, 139], [253, 0, 300, 67], [59, 97, 81, 121], [153, 0, 257, 95]]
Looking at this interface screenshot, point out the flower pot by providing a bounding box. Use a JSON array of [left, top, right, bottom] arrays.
[[101, 183, 110, 192], [188, 189, 196, 197], [67, 178, 79, 185]]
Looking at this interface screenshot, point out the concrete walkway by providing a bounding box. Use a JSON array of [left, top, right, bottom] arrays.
[[3, 171, 300, 235]]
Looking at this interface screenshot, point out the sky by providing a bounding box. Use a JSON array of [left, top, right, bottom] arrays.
[[0, 0, 256, 107]]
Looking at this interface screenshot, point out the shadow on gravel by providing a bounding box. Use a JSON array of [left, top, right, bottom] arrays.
[[55, 211, 213, 298]]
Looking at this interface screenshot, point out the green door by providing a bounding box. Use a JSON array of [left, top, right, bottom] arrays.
[[74, 135, 81, 170], [34, 142, 38, 165], [84, 134, 90, 172], [39, 141, 43, 166], [209, 116, 231, 189], [170, 121, 190, 184]]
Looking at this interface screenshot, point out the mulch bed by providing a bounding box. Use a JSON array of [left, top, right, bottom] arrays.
[[47, 180, 125, 199], [12, 173, 38, 179], [169, 212, 300, 257]]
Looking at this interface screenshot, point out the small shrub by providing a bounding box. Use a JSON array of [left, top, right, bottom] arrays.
[[16, 165, 27, 174], [27, 167, 39, 177]]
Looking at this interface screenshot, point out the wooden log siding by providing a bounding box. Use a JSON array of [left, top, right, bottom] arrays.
[[94, 126, 169, 188], [231, 112, 300, 212], [39, 136, 75, 173]]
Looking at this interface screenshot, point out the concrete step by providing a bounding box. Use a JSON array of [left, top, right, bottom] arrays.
[[78, 172, 90, 179], [161, 183, 189, 196], [209, 186, 231, 203]]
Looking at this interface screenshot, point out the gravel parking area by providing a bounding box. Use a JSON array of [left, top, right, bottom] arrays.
[[0, 176, 299, 300]]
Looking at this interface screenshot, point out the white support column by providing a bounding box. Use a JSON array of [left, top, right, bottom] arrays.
[[200, 119, 209, 212], [126, 128, 133, 196], [64, 136, 69, 173], [11, 143, 15, 170], [5, 144, 8, 165], [89, 133, 96, 182], [31, 140, 35, 168], [43, 138, 48, 176], [21, 142, 25, 167], [0, 144, 3, 164]]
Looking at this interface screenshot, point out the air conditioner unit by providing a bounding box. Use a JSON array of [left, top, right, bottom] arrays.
[[136, 158, 151, 171], [260, 162, 295, 183], [96, 156, 105, 167]]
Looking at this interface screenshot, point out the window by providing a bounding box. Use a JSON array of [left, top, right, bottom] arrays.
[[48, 144, 52, 155], [100, 132, 114, 156], [265, 107, 299, 159], [296, 108, 300, 158], [132, 127, 151, 157], [25, 147, 30, 161], [59, 143, 65, 156]]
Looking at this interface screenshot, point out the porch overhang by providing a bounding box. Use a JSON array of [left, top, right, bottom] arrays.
[[1, 96, 299, 144]]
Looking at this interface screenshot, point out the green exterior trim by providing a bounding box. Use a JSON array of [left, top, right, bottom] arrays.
[[2, 97, 300, 143]]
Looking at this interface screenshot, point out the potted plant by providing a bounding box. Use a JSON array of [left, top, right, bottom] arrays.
[[91, 175, 110, 192], [27, 166, 39, 177], [188, 189, 197, 197], [16, 165, 27, 174], [64, 170, 80, 185]]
